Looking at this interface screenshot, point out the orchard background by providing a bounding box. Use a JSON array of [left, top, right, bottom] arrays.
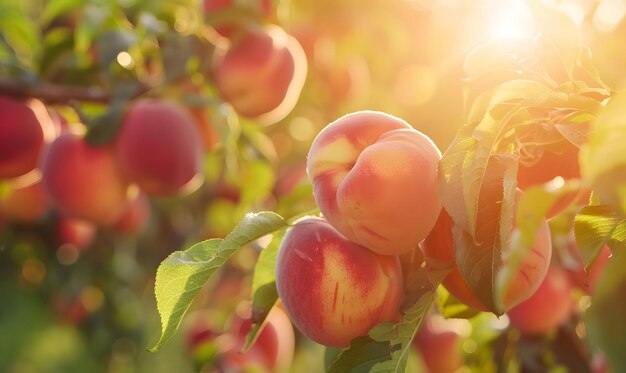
[[2, 0, 626, 372]]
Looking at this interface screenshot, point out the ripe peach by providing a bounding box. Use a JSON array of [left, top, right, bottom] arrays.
[[275, 216, 404, 347], [228, 305, 295, 373], [41, 132, 130, 226], [56, 217, 97, 249], [307, 111, 441, 256], [115, 99, 204, 196], [507, 266, 573, 335], [517, 141, 587, 217], [0, 179, 50, 223], [422, 207, 552, 312], [0, 96, 54, 179], [211, 25, 307, 122], [413, 315, 464, 373], [113, 192, 151, 235]]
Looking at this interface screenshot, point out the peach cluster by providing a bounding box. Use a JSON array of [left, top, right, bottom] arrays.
[[276, 111, 443, 347]]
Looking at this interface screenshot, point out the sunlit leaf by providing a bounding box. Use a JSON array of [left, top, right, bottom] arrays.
[[327, 337, 395, 373], [581, 92, 626, 214], [149, 211, 287, 352], [574, 204, 626, 270], [585, 248, 626, 372]]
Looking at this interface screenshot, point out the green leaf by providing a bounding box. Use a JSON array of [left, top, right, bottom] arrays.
[[243, 229, 286, 351], [581, 92, 626, 213], [84, 101, 126, 145], [574, 204, 626, 271], [368, 291, 435, 373], [161, 32, 195, 83], [327, 337, 396, 373], [95, 29, 137, 70], [149, 211, 287, 352], [585, 248, 626, 372], [41, 0, 86, 25]]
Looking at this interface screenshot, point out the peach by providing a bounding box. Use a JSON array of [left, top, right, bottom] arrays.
[[275, 216, 403, 347], [0, 179, 50, 223], [56, 217, 97, 249], [422, 208, 552, 312], [115, 99, 204, 196], [0, 96, 54, 179], [517, 141, 587, 217], [228, 305, 295, 373], [211, 25, 307, 122], [568, 244, 611, 294], [41, 132, 130, 226], [507, 266, 573, 335], [413, 315, 464, 373], [307, 111, 441, 256], [113, 192, 151, 235]]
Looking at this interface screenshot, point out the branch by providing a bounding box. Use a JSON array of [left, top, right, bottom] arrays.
[[0, 76, 151, 104]]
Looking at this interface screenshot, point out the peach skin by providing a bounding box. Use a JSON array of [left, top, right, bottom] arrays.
[[276, 216, 404, 347], [307, 111, 442, 256]]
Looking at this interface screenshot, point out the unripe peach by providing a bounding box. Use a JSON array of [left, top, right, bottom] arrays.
[[212, 25, 307, 122], [0, 96, 54, 179], [276, 216, 404, 347], [115, 100, 204, 196], [41, 132, 130, 226], [507, 266, 573, 335], [0, 179, 50, 223], [422, 208, 552, 311], [307, 111, 441, 256]]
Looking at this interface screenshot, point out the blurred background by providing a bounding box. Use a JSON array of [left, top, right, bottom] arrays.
[[1, 0, 626, 371]]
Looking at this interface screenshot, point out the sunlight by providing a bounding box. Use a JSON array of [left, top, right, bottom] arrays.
[[484, 0, 534, 41]]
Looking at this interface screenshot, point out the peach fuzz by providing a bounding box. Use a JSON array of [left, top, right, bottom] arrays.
[[211, 25, 307, 122], [507, 266, 573, 335], [115, 99, 204, 196], [421, 208, 552, 312], [307, 111, 441, 256], [276, 216, 404, 347], [41, 132, 130, 226], [0, 96, 54, 179]]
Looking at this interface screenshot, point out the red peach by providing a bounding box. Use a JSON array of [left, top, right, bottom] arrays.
[[276, 216, 404, 347], [422, 207, 552, 311], [211, 25, 307, 123], [57, 217, 97, 249], [507, 266, 573, 335], [0, 96, 54, 179], [307, 111, 442, 256], [113, 192, 151, 235], [41, 132, 130, 226], [413, 315, 464, 373], [115, 99, 204, 196], [0, 179, 50, 223], [517, 141, 587, 218]]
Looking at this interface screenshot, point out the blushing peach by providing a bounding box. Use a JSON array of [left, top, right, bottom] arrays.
[[56, 217, 97, 249], [211, 25, 307, 122], [507, 266, 573, 335], [0, 179, 50, 223], [0, 96, 54, 179], [41, 132, 130, 226], [307, 111, 441, 256], [229, 305, 295, 373], [517, 141, 587, 218], [115, 99, 204, 196], [276, 216, 404, 347], [113, 192, 151, 235], [413, 315, 464, 373], [422, 208, 552, 311]]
